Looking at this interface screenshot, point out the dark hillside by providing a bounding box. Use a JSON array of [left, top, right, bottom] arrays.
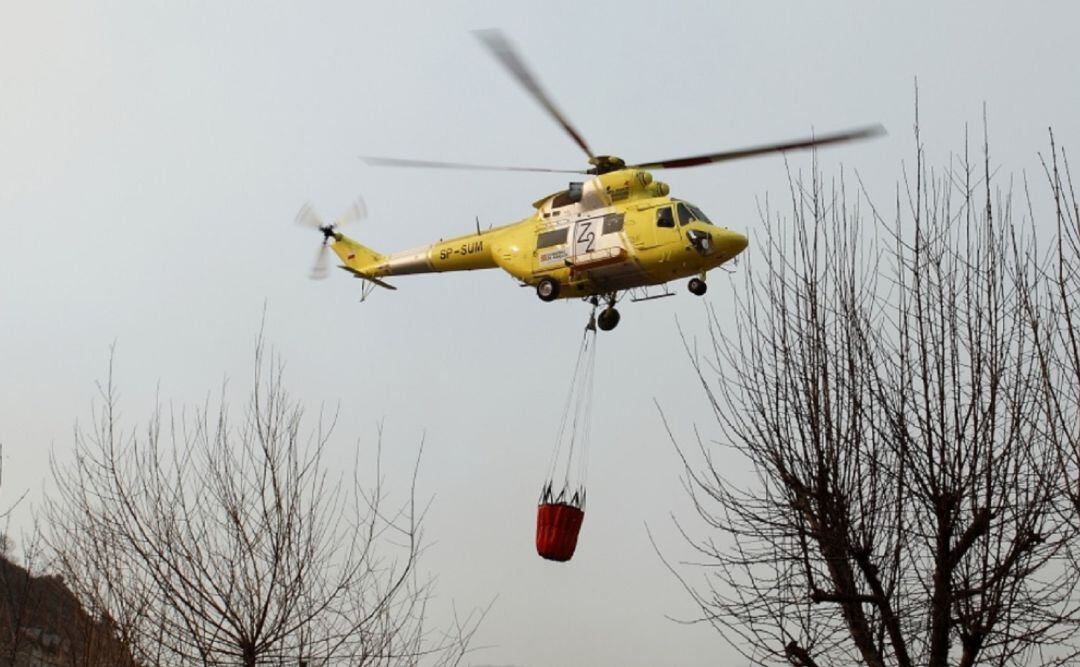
[[0, 555, 136, 667]]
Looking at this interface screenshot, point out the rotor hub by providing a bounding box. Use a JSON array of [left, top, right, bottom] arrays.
[[587, 155, 627, 175]]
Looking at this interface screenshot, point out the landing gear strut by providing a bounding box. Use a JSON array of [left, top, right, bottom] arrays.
[[688, 277, 707, 296]]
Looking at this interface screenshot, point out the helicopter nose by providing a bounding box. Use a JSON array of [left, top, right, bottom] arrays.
[[717, 228, 749, 259]]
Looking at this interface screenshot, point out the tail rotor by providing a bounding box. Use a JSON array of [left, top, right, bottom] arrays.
[[295, 198, 367, 280]]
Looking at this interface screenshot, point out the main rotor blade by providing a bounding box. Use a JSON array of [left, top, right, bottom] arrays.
[[473, 29, 595, 160], [363, 155, 586, 174], [630, 124, 886, 171]]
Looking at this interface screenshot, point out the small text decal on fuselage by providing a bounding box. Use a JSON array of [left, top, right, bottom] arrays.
[[440, 240, 484, 261]]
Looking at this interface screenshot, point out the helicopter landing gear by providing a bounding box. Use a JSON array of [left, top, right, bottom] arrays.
[[597, 307, 620, 331], [537, 277, 560, 302], [688, 277, 707, 296]]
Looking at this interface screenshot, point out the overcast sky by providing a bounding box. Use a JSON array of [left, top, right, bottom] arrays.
[[3, 2, 1080, 665]]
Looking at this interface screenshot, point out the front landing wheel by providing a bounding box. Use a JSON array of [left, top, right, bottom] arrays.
[[688, 278, 707, 296], [537, 277, 560, 302], [597, 307, 621, 331]]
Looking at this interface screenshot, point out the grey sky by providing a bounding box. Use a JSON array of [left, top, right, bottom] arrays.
[[3, 2, 1079, 665]]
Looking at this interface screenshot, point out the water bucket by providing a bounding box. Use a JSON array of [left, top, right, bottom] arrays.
[[536, 502, 585, 562]]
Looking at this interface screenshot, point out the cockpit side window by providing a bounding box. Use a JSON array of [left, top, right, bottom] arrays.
[[676, 203, 696, 226], [656, 206, 675, 228]]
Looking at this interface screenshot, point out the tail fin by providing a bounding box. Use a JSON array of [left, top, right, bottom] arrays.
[[330, 235, 395, 291], [331, 234, 385, 272]]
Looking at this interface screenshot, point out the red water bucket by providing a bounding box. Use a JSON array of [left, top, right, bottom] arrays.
[[536, 502, 585, 562]]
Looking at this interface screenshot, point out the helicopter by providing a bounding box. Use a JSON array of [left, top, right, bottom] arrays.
[[298, 30, 883, 331]]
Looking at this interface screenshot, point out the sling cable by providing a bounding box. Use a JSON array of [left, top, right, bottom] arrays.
[[536, 306, 599, 562]]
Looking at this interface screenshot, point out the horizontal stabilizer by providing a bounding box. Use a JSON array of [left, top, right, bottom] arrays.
[[338, 265, 398, 290]]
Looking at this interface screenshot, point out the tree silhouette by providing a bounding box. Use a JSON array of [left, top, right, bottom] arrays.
[[671, 120, 1080, 666], [47, 331, 482, 666]]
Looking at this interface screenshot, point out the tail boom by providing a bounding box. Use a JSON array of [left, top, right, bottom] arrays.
[[332, 231, 498, 282]]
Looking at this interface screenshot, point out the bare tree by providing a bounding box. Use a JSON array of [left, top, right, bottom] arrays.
[[45, 332, 482, 667], [669, 118, 1080, 666], [1027, 134, 1080, 529]]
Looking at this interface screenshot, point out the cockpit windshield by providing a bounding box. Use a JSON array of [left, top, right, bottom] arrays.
[[675, 200, 713, 225], [686, 203, 712, 224]]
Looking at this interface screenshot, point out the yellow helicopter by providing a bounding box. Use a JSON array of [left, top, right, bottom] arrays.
[[298, 30, 883, 331]]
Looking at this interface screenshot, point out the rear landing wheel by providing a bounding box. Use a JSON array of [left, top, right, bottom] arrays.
[[597, 307, 620, 331], [537, 277, 560, 302], [688, 277, 707, 296]]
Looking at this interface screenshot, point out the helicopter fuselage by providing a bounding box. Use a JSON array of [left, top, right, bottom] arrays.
[[330, 168, 748, 300]]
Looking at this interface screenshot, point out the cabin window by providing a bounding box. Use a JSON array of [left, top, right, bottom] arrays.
[[602, 214, 624, 234], [656, 206, 675, 228], [537, 227, 569, 249]]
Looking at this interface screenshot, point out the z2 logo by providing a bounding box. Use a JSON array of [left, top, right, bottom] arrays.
[[575, 220, 596, 256]]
